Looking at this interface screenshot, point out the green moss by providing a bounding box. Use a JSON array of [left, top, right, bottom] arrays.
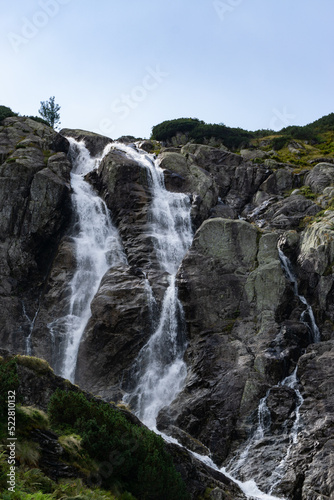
[[16, 406, 49, 436], [197, 486, 214, 500], [15, 355, 53, 375], [299, 185, 317, 200]]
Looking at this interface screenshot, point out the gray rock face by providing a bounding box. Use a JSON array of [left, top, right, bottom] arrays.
[[180, 144, 270, 212], [75, 264, 154, 399], [157, 219, 294, 464], [0, 118, 71, 355], [87, 147, 158, 271], [262, 194, 321, 229], [276, 341, 334, 500]]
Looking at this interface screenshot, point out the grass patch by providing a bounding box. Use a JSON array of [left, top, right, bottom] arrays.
[[15, 356, 53, 375]]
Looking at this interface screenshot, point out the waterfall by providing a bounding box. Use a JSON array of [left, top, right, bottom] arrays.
[[114, 143, 193, 428], [22, 302, 39, 355], [222, 245, 321, 497], [48, 139, 126, 381], [278, 247, 320, 343]]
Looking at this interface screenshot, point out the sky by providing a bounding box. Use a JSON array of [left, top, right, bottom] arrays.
[[1, 0, 333, 139]]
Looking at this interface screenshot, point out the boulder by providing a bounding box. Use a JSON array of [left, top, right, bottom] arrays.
[[60, 128, 112, 156], [75, 265, 155, 399], [240, 149, 267, 161], [305, 162, 334, 193], [262, 195, 321, 229]]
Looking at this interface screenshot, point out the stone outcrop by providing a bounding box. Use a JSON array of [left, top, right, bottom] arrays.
[[87, 147, 156, 270], [75, 264, 155, 399], [0, 117, 71, 355], [60, 128, 112, 156]]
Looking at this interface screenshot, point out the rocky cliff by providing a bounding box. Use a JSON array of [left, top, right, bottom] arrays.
[[1, 117, 333, 499]]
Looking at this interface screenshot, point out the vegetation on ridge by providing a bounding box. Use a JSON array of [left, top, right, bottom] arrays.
[[151, 113, 334, 154], [0, 357, 189, 500]]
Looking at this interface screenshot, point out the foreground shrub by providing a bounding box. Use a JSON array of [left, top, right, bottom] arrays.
[[48, 389, 189, 500]]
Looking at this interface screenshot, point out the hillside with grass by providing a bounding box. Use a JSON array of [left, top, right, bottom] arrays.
[[150, 113, 334, 165]]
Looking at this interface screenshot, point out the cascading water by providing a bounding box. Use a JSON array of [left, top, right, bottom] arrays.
[[22, 302, 39, 356], [113, 143, 193, 429], [48, 139, 126, 381], [278, 247, 320, 343], [222, 244, 320, 498]]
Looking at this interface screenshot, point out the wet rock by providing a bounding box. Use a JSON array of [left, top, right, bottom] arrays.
[[266, 386, 297, 430], [277, 341, 334, 500], [158, 220, 291, 463], [166, 442, 247, 500], [159, 150, 219, 226], [31, 237, 76, 365], [87, 148, 156, 271], [75, 265, 154, 399], [60, 128, 112, 156]]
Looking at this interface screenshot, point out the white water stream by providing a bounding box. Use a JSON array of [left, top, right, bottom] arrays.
[[278, 247, 320, 343], [112, 143, 193, 428], [48, 139, 126, 381], [22, 302, 39, 355], [221, 245, 320, 498]]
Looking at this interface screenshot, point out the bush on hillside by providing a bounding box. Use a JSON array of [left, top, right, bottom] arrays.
[[0, 105, 18, 124], [48, 389, 189, 500], [151, 117, 252, 150]]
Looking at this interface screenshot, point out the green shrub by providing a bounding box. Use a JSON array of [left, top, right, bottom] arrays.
[[299, 185, 317, 200], [16, 440, 40, 466], [16, 406, 49, 436], [151, 118, 252, 150], [48, 389, 189, 499], [272, 135, 291, 151], [15, 356, 52, 375], [0, 105, 18, 124]]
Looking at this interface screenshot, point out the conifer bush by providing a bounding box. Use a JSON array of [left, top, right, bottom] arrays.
[[48, 389, 189, 500]]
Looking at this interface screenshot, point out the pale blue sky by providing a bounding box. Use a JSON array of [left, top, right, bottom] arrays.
[[1, 0, 333, 139]]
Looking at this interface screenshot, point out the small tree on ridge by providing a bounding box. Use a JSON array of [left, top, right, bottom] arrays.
[[38, 96, 61, 129]]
